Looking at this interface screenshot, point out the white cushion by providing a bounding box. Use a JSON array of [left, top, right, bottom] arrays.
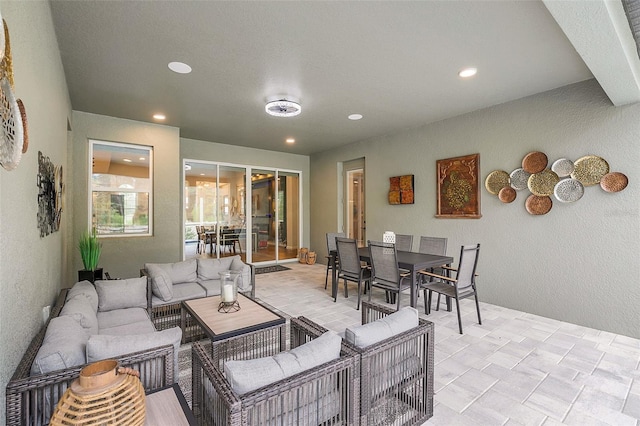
[[31, 316, 89, 375], [196, 257, 235, 280], [345, 306, 419, 348], [144, 264, 174, 302], [66, 280, 99, 312], [60, 295, 99, 335], [95, 277, 147, 312], [224, 331, 342, 394]]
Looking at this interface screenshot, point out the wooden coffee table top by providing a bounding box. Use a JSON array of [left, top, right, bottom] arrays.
[[145, 384, 196, 425], [183, 294, 285, 341]]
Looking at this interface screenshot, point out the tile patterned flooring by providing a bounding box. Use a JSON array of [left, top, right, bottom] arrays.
[[254, 262, 640, 425]]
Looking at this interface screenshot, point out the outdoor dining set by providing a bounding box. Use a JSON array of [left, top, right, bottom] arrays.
[[325, 232, 482, 334]]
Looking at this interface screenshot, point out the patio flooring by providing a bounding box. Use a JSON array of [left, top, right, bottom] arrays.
[[253, 261, 640, 426]]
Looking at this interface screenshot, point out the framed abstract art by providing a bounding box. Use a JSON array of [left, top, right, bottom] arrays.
[[436, 153, 481, 218]]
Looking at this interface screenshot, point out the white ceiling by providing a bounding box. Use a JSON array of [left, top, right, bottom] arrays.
[[49, 0, 640, 155]]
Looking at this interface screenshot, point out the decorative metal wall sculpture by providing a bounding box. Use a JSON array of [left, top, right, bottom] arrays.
[[388, 174, 414, 205], [37, 151, 63, 237], [436, 153, 481, 218], [485, 151, 628, 216]]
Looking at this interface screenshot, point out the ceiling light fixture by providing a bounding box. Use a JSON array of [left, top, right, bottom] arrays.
[[348, 114, 363, 120], [265, 99, 302, 117], [286, 138, 295, 144], [123, 158, 132, 163], [458, 67, 477, 78], [168, 61, 192, 74], [153, 113, 166, 120]]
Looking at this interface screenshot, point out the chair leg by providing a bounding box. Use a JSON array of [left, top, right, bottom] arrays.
[[356, 281, 362, 310], [455, 297, 463, 334], [426, 290, 432, 314], [325, 263, 330, 290], [396, 291, 401, 311], [343, 279, 348, 298], [474, 293, 482, 325]]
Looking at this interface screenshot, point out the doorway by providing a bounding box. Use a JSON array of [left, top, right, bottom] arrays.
[[344, 158, 365, 246]]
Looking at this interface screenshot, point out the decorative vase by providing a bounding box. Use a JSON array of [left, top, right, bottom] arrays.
[[78, 267, 103, 283], [50, 359, 145, 425], [218, 270, 241, 313]]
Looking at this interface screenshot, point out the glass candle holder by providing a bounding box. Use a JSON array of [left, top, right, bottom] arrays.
[[218, 270, 241, 313]]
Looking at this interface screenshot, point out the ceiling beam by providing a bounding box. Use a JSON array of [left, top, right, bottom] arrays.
[[543, 0, 640, 106]]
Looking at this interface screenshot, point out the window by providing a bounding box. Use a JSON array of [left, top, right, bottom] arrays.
[[90, 140, 153, 236]]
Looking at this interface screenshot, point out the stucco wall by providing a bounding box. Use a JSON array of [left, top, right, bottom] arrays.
[[67, 112, 181, 280], [310, 79, 640, 338], [0, 1, 71, 422], [181, 138, 311, 251]]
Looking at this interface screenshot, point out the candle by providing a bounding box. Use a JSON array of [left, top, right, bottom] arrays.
[[222, 284, 234, 303]]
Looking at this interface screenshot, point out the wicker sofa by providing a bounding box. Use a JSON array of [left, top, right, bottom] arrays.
[[191, 317, 361, 425], [298, 301, 435, 426], [141, 256, 255, 341], [5, 280, 178, 426]]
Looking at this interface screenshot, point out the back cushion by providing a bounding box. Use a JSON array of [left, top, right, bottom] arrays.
[[66, 280, 99, 312], [144, 264, 173, 302], [230, 257, 251, 291], [345, 306, 419, 348], [95, 277, 147, 311], [197, 257, 235, 280], [31, 316, 89, 375], [60, 294, 99, 335]]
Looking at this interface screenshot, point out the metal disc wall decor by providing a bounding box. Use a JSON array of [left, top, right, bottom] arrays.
[[600, 172, 628, 193], [571, 155, 609, 186], [527, 169, 560, 196], [522, 151, 548, 174], [498, 186, 516, 203], [509, 168, 531, 190], [554, 178, 584, 203], [525, 194, 552, 215], [485, 170, 510, 195], [551, 158, 574, 177]]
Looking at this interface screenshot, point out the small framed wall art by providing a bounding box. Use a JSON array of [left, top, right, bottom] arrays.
[[436, 153, 481, 218], [388, 174, 414, 205]]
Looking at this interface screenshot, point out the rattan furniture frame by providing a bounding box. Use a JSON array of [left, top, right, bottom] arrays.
[[5, 289, 175, 426], [191, 318, 361, 426], [298, 301, 435, 426]]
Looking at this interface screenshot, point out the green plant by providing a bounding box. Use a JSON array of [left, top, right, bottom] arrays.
[[78, 229, 102, 271]]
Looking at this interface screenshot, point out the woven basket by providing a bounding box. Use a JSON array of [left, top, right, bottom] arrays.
[[50, 360, 145, 425], [298, 247, 309, 263], [306, 251, 317, 265]]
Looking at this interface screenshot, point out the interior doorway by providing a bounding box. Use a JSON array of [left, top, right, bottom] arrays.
[[344, 158, 365, 246]]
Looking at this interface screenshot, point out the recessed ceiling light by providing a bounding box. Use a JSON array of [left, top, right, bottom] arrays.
[[153, 113, 166, 120], [348, 114, 363, 120], [168, 61, 192, 74], [265, 99, 301, 117], [200, 173, 205, 176], [123, 158, 132, 163], [458, 67, 477, 78], [286, 138, 295, 144], [139, 157, 145, 161]]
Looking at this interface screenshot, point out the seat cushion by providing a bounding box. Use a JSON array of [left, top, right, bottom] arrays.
[[31, 316, 89, 375], [97, 307, 153, 331], [60, 294, 99, 335], [99, 320, 157, 336], [345, 306, 419, 348], [224, 331, 342, 395], [151, 282, 207, 307], [196, 257, 235, 280], [197, 279, 221, 297], [95, 277, 147, 312], [66, 280, 99, 312]]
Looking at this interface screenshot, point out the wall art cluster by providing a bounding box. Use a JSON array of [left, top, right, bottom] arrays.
[[436, 153, 481, 218], [37, 151, 63, 237], [388, 174, 414, 205], [485, 151, 628, 215]]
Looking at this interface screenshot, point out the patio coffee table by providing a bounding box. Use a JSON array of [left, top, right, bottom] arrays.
[[181, 294, 286, 366]]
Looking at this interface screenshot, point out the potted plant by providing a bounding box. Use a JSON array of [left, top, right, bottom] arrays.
[[78, 229, 103, 283]]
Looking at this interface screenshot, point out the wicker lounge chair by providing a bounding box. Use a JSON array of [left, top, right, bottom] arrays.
[[298, 301, 435, 426], [191, 317, 361, 425]]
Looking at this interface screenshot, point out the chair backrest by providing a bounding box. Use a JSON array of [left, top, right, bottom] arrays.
[[335, 237, 361, 278], [455, 244, 480, 291], [394, 234, 413, 252], [418, 236, 447, 256], [326, 232, 345, 252], [368, 240, 400, 286]]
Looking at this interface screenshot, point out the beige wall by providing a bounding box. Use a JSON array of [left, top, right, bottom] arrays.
[[67, 112, 181, 280], [0, 1, 72, 420], [311, 79, 640, 338]]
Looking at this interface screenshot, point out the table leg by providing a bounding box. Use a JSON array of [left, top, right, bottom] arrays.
[[410, 269, 418, 308], [331, 252, 338, 302]]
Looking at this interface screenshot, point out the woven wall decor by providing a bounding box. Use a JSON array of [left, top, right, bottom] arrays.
[[485, 151, 628, 216]]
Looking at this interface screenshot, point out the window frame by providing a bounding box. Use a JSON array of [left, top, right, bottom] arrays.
[[89, 139, 153, 238]]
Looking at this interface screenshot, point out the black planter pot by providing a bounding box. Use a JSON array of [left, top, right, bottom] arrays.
[[78, 268, 103, 284]]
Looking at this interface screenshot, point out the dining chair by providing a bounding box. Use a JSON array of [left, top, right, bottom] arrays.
[[418, 236, 448, 305], [419, 243, 481, 334], [335, 237, 371, 310], [367, 240, 412, 311], [324, 232, 345, 290], [394, 234, 413, 252]]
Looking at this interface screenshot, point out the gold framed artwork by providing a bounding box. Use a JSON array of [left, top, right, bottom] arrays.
[[388, 174, 414, 205], [436, 153, 481, 218]]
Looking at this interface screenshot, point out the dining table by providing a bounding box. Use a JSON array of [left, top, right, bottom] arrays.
[[329, 247, 453, 309]]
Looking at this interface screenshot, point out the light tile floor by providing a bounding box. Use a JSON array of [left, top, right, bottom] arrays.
[[254, 262, 640, 426]]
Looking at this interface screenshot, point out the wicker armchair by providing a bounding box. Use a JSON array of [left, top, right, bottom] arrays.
[[298, 301, 435, 426], [5, 290, 174, 426], [191, 318, 361, 425]]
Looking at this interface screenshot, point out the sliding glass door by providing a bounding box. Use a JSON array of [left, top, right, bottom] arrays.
[[184, 160, 301, 264]]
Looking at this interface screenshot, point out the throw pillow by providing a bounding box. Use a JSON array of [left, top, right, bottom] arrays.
[[60, 295, 99, 335], [144, 264, 174, 302], [230, 256, 251, 291], [31, 316, 89, 375], [66, 280, 99, 312], [95, 277, 147, 312], [345, 306, 419, 348]]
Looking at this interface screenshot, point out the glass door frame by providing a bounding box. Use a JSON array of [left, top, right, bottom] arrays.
[[182, 158, 303, 265]]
